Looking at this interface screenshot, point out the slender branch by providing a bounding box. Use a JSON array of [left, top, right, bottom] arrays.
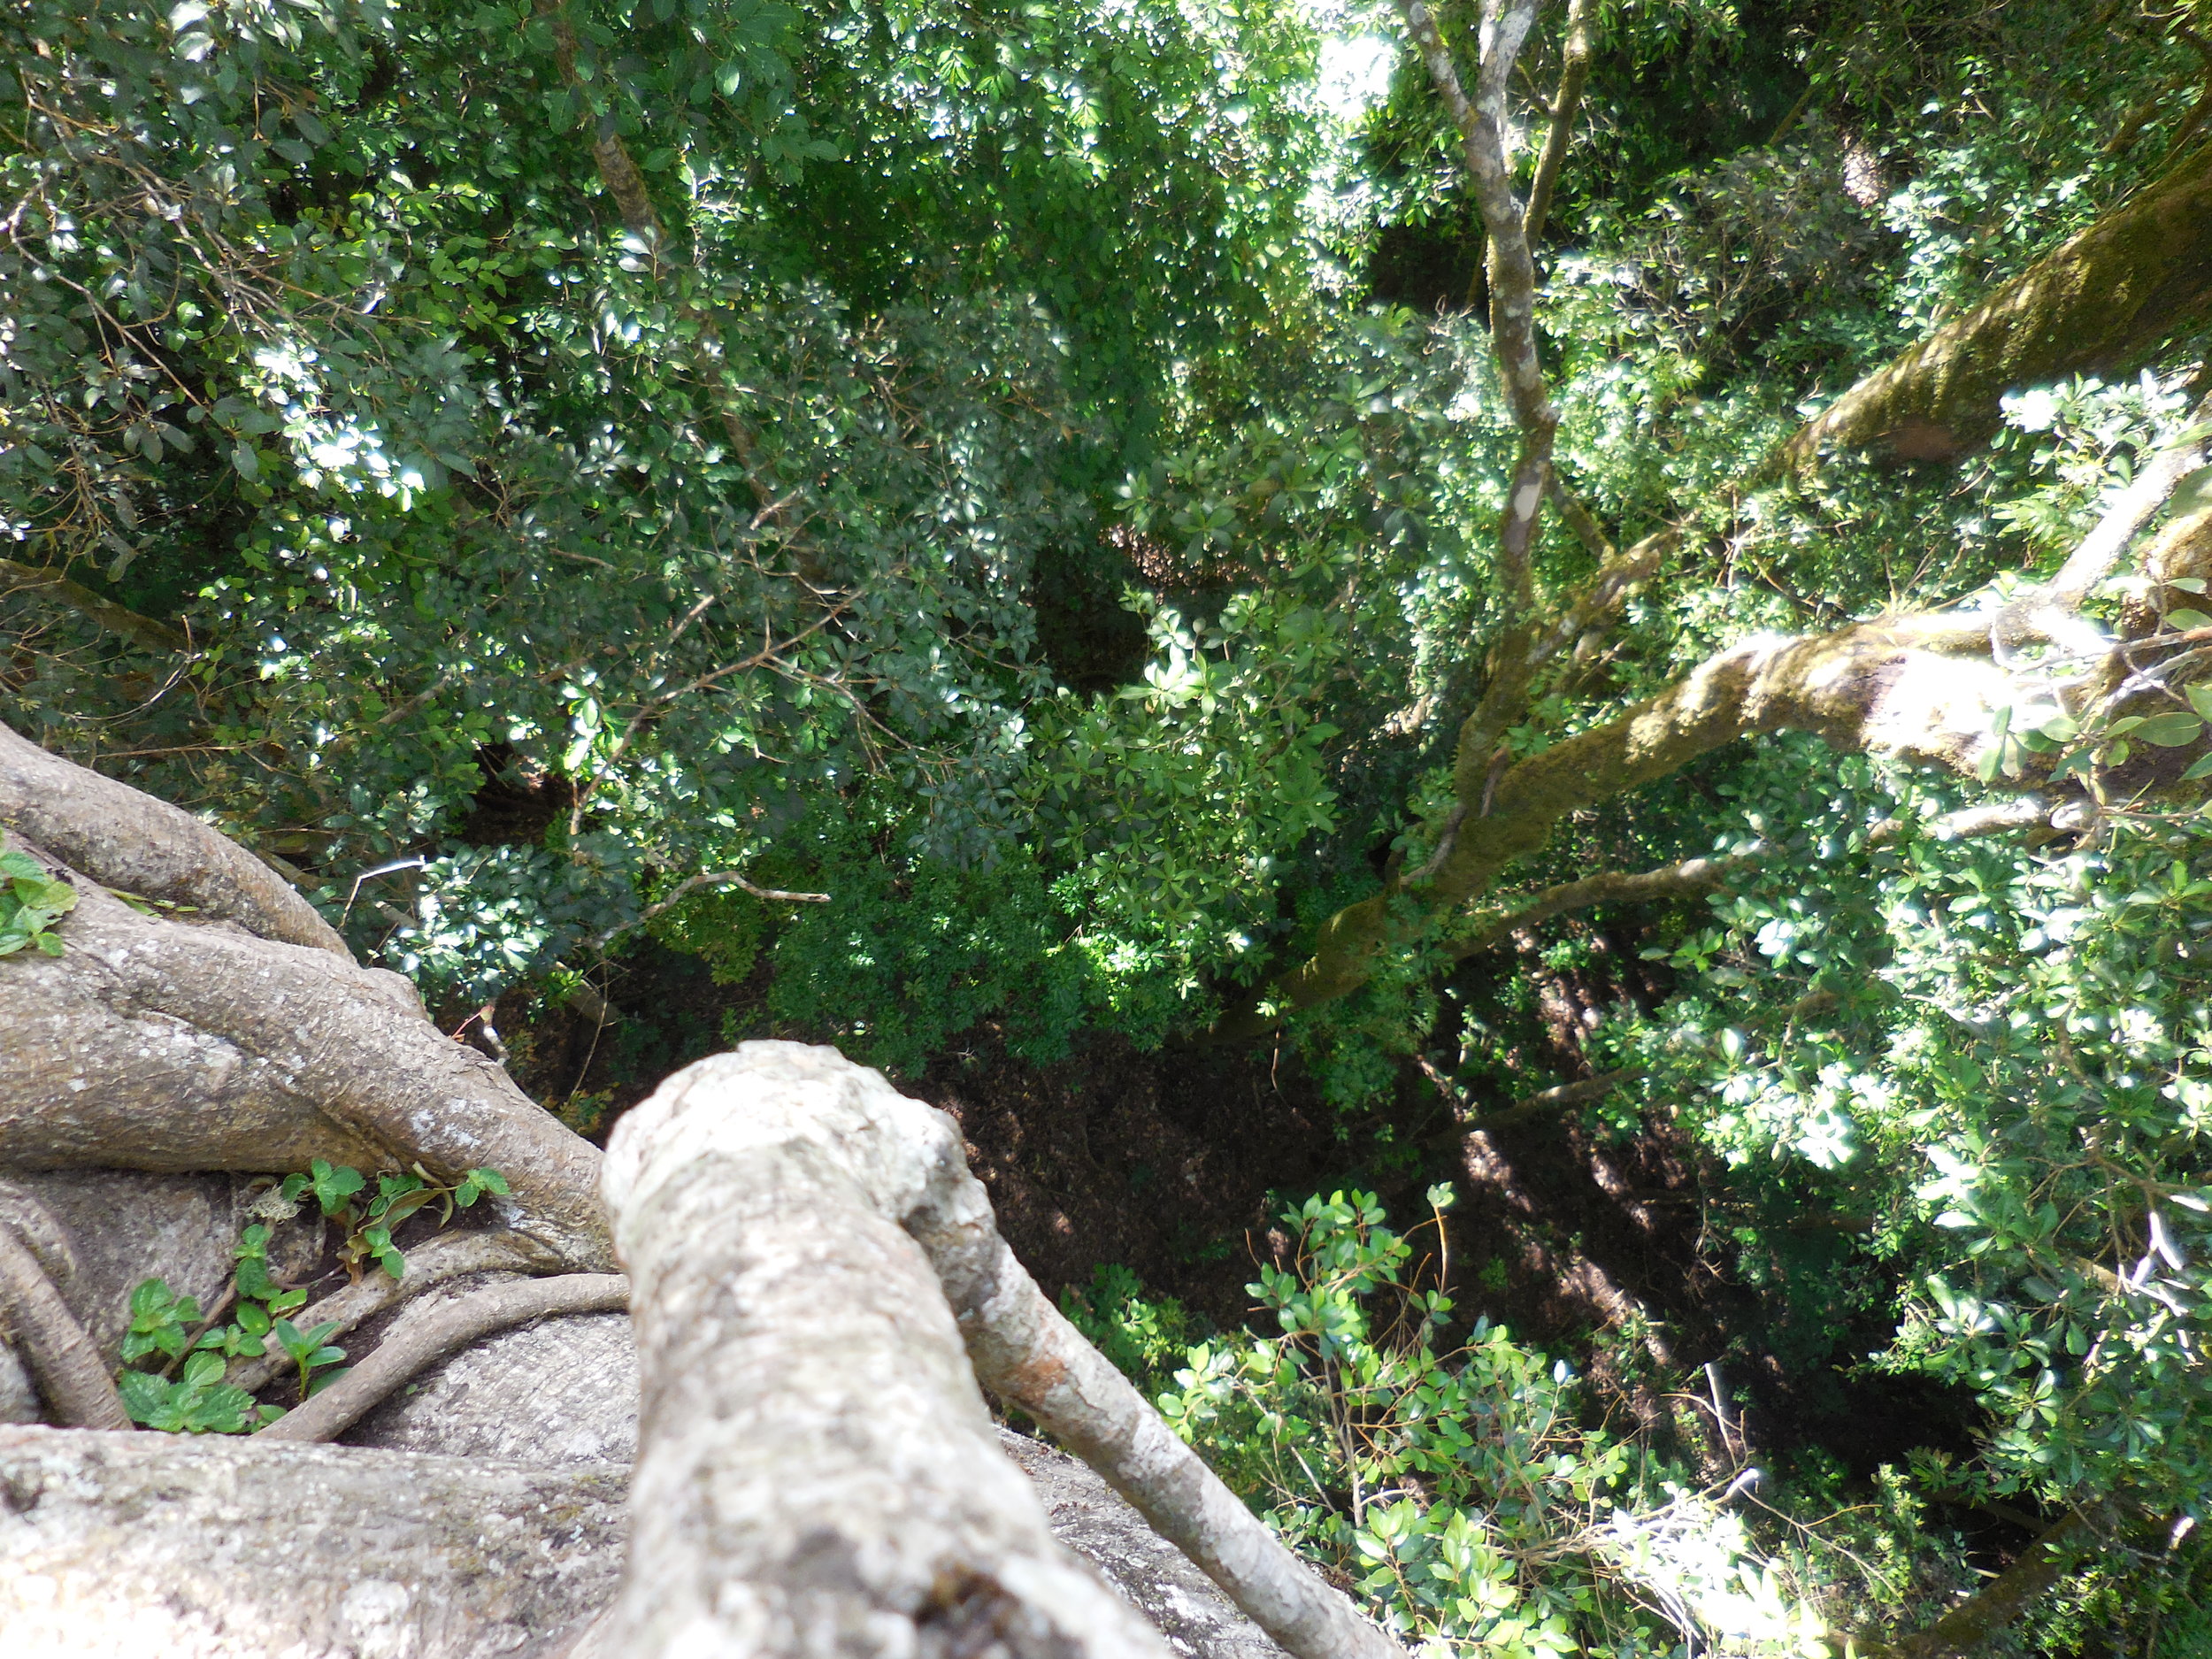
[[586, 866, 830, 954], [1462, 1068, 1637, 1135], [1523, 0, 1595, 246], [1548, 472, 1615, 560], [1450, 849, 1767, 959], [536, 0, 793, 526], [0, 556, 187, 653], [2047, 417, 2212, 603], [1446, 795, 2048, 961], [537, 1, 661, 242], [1394, 0, 1556, 603], [256, 1273, 629, 1443]]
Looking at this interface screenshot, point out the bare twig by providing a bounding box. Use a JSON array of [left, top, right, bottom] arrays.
[[586, 866, 830, 954]]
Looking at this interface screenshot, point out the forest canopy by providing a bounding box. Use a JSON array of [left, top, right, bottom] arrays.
[[7, 0, 2212, 1651]]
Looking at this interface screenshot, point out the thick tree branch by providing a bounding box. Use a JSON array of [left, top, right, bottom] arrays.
[[597, 1044, 1189, 1658], [258, 1273, 630, 1442], [600, 1043, 1401, 1659], [1870, 1512, 2093, 1657], [1225, 421, 2212, 1034], [1261, 622, 2030, 1018], [1777, 142, 2212, 469], [0, 557, 187, 653]]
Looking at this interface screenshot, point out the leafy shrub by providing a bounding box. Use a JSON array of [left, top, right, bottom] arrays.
[[1083, 1189, 1836, 1656]]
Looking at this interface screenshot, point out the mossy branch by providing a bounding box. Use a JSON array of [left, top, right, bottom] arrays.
[[1777, 142, 2212, 469]]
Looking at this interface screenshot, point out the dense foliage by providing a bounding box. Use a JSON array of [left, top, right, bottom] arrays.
[[10, 0, 2212, 1651]]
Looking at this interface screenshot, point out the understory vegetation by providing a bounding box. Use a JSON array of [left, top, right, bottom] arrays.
[[10, 0, 2212, 1651]]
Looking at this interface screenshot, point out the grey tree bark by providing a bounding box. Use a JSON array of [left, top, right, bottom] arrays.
[[596, 1042, 1397, 1659], [0, 1425, 626, 1659], [0, 720, 345, 956], [594, 1042, 1187, 1659]]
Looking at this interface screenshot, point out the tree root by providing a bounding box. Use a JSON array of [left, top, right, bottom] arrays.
[[0, 719, 345, 956], [0, 1424, 626, 1657], [0, 834, 613, 1268], [227, 1228, 568, 1395], [0, 1206, 127, 1431], [257, 1273, 628, 1444]]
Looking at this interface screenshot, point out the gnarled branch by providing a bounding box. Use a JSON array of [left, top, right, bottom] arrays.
[[258, 1273, 630, 1443]]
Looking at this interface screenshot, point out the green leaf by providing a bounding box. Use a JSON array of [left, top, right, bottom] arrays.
[[118, 1370, 173, 1425], [2133, 711, 2203, 748], [2170, 465, 2212, 518]]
